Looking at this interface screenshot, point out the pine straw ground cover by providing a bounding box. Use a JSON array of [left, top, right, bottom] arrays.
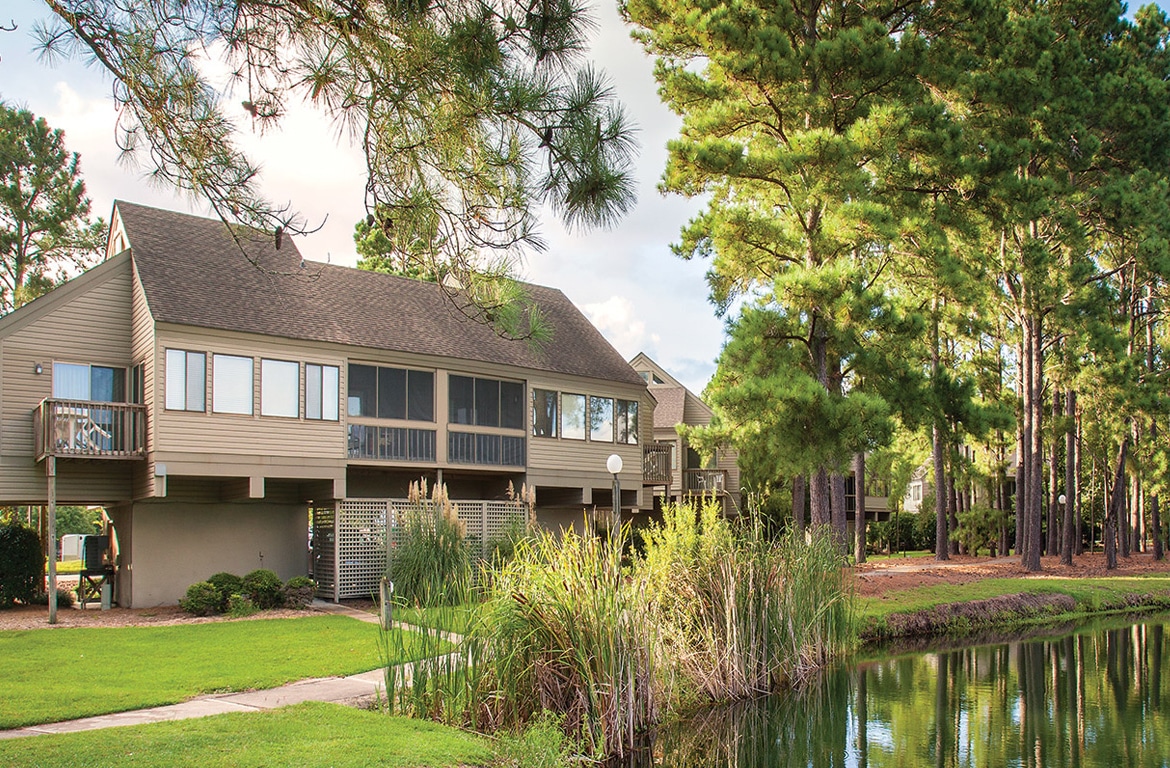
[[855, 552, 1170, 642]]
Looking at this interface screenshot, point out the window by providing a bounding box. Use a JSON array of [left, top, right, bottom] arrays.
[[449, 375, 524, 428], [616, 399, 639, 444], [165, 350, 205, 411], [53, 363, 126, 402], [500, 381, 524, 429], [348, 364, 433, 421], [306, 364, 339, 420], [590, 396, 614, 442], [213, 354, 253, 415], [561, 393, 586, 440], [261, 359, 299, 418], [532, 389, 558, 437]]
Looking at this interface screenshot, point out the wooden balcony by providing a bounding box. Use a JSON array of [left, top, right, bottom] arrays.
[[642, 443, 672, 485], [683, 468, 729, 495], [34, 399, 146, 461]]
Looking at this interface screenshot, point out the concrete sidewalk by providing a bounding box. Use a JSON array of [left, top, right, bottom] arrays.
[[0, 600, 421, 741]]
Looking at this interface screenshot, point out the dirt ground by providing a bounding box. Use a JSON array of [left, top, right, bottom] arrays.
[[853, 551, 1170, 598], [5, 553, 1170, 630]]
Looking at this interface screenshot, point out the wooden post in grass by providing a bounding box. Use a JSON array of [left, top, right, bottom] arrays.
[[47, 457, 57, 625]]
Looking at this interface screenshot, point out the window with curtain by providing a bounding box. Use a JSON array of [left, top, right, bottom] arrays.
[[54, 363, 127, 402], [306, 363, 339, 420], [165, 350, 206, 411], [212, 354, 254, 414], [261, 359, 299, 417]]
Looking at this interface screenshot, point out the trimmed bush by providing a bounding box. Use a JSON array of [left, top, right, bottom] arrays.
[[207, 572, 244, 610], [242, 569, 283, 609], [180, 581, 222, 616], [0, 521, 43, 607], [32, 588, 76, 608], [227, 593, 257, 617], [283, 576, 316, 609]]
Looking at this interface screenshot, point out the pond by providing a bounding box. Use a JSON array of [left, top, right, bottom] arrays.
[[638, 616, 1170, 767]]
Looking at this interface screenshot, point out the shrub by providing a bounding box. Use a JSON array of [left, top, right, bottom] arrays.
[[283, 575, 316, 609], [242, 569, 283, 609], [0, 521, 43, 607], [32, 588, 76, 608], [179, 581, 222, 616], [227, 593, 257, 617], [494, 713, 583, 768], [207, 572, 243, 610]]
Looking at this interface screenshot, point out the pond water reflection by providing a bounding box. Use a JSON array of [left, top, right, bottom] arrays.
[[641, 618, 1170, 767]]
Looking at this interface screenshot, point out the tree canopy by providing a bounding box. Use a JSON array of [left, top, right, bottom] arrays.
[[0, 102, 104, 314], [35, 0, 638, 334]]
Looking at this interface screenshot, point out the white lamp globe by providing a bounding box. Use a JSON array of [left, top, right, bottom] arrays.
[[1058, 494, 1067, 505], [606, 454, 623, 475]]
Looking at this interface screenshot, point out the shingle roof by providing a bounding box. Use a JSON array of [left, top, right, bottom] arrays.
[[651, 387, 686, 428], [116, 201, 644, 387]]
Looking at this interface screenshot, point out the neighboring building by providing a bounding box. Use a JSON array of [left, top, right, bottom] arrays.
[[629, 353, 741, 513], [0, 202, 653, 606]]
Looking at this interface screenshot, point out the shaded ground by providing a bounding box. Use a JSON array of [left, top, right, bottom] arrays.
[[853, 550, 1170, 598]]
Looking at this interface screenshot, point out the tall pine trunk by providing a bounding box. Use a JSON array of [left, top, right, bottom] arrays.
[[1048, 391, 1061, 556], [933, 308, 949, 561], [1106, 437, 1129, 570], [811, 468, 831, 528], [1061, 389, 1076, 565], [792, 475, 807, 534], [853, 453, 866, 563], [830, 472, 848, 552]]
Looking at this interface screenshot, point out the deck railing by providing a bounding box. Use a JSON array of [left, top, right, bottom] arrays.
[[683, 468, 729, 495], [642, 443, 672, 484], [34, 399, 146, 460]]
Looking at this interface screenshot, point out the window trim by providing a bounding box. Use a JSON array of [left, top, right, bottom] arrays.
[[212, 353, 254, 416], [164, 349, 206, 412], [306, 363, 340, 421], [260, 358, 300, 419]]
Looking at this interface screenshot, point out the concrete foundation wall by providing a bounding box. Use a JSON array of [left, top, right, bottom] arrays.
[[113, 500, 309, 607]]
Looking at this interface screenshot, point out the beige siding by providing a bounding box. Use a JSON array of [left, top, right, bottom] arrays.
[[151, 324, 349, 466], [0, 257, 135, 503], [111, 499, 309, 607], [525, 371, 645, 507], [131, 263, 158, 498]]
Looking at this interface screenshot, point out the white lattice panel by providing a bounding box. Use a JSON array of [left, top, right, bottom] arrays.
[[320, 498, 529, 601], [310, 505, 337, 599], [336, 500, 389, 599]]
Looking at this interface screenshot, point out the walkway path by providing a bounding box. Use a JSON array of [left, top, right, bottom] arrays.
[[0, 601, 430, 741]]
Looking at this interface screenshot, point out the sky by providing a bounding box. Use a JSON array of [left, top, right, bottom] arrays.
[[0, 1, 721, 393]]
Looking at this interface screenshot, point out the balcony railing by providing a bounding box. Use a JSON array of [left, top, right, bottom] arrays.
[[683, 468, 728, 495], [643, 443, 672, 484], [34, 399, 146, 460]]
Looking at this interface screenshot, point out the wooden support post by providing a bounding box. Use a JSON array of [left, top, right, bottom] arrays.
[[47, 457, 58, 625]]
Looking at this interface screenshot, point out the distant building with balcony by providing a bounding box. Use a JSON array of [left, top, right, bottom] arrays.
[[0, 202, 654, 606], [631, 353, 741, 514]]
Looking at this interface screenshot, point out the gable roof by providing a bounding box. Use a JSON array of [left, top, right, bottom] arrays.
[[115, 201, 644, 387], [629, 352, 714, 428]]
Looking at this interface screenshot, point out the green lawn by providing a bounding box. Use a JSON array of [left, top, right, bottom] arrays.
[[858, 573, 1170, 624], [863, 550, 934, 562], [0, 615, 439, 730], [0, 702, 491, 768]]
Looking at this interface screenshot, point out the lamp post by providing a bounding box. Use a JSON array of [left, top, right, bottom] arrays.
[[607, 453, 623, 550]]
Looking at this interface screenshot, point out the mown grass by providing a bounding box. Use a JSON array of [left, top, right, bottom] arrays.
[[0, 702, 491, 768], [864, 550, 933, 562], [858, 574, 1170, 634], [0, 615, 438, 730], [53, 559, 84, 575]]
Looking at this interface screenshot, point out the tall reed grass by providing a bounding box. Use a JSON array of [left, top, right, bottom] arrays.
[[380, 499, 854, 760]]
